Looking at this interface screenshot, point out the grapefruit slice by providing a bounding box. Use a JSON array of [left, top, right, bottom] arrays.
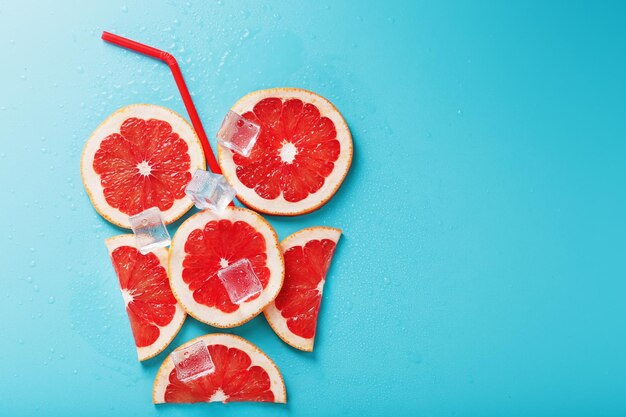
[[104, 234, 186, 361], [264, 227, 341, 351], [81, 104, 205, 229], [153, 333, 286, 404], [218, 88, 353, 216], [169, 206, 284, 328]]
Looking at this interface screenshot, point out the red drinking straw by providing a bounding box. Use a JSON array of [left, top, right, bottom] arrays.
[[101, 31, 222, 176]]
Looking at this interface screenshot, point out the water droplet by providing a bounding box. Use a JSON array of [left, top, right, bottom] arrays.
[[76, 66, 84, 73], [121, 5, 128, 12], [33, 285, 40, 292], [29, 260, 36, 268], [48, 296, 55, 304], [73, 369, 78, 375], [457, 109, 463, 116]]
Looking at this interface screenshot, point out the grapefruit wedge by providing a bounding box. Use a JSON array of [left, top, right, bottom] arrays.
[[218, 88, 353, 216], [264, 227, 341, 351], [81, 104, 205, 228], [105, 235, 186, 361], [153, 334, 286, 404], [169, 207, 284, 328]]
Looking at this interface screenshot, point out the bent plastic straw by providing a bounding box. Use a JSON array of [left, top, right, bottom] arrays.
[[101, 31, 223, 177]]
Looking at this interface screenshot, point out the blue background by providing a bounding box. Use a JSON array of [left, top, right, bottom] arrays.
[[1, 1, 625, 415]]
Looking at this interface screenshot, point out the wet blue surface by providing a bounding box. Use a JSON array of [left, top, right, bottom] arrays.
[[1, 1, 626, 415]]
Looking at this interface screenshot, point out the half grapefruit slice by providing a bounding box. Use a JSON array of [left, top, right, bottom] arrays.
[[218, 88, 353, 216], [81, 104, 205, 228], [264, 227, 341, 351], [153, 333, 286, 404], [169, 207, 284, 328], [105, 234, 186, 361]]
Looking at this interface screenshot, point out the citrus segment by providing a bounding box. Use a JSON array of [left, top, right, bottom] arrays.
[[264, 227, 341, 351], [153, 334, 286, 404], [105, 234, 186, 361], [82, 104, 205, 228], [218, 88, 352, 215], [169, 207, 284, 328]]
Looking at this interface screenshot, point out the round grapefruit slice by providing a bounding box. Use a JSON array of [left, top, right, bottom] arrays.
[[169, 207, 284, 328], [264, 227, 341, 351], [218, 88, 353, 216], [81, 104, 205, 229], [104, 234, 186, 361], [153, 333, 286, 404]]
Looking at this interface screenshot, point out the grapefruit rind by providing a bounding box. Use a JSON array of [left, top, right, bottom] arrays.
[[81, 104, 206, 229], [264, 226, 341, 352], [168, 207, 285, 328], [218, 88, 353, 216], [152, 333, 287, 404], [104, 234, 186, 361]]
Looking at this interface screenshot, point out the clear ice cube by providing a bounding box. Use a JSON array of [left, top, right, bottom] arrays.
[[171, 340, 215, 382], [217, 258, 263, 304], [185, 169, 236, 213], [128, 207, 171, 254], [216, 110, 261, 157]]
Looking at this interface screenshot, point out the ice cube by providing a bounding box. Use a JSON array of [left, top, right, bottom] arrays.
[[128, 207, 171, 254], [217, 258, 263, 304], [171, 340, 215, 382], [185, 169, 236, 213], [216, 110, 261, 157]]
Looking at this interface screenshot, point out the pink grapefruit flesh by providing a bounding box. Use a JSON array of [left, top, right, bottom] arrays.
[[82, 104, 205, 228], [168, 206, 284, 328], [105, 234, 186, 361], [264, 227, 341, 351], [218, 88, 353, 216], [153, 333, 286, 404]]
